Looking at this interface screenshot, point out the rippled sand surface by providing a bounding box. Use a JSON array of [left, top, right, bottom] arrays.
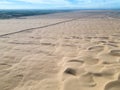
[[0, 10, 120, 90]]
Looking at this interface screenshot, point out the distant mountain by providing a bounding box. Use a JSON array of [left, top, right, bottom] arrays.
[[0, 9, 72, 19]]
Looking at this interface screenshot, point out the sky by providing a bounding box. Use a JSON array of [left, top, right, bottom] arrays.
[[0, 0, 120, 9]]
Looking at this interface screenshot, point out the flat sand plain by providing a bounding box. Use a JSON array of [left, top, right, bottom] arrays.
[[0, 10, 120, 90]]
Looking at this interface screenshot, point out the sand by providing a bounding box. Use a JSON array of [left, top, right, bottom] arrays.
[[0, 10, 120, 90]]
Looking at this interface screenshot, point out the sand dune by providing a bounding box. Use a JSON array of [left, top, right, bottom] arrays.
[[0, 11, 120, 90]]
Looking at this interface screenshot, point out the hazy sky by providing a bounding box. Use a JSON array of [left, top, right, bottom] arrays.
[[0, 0, 120, 9]]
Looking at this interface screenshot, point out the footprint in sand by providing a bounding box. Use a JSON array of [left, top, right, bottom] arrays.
[[104, 80, 120, 90], [105, 43, 118, 47], [63, 77, 83, 90], [66, 59, 84, 67], [63, 59, 84, 76], [64, 68, 76, 76], [97, 37, 109, 40], [0, 63, 12, 70], [41, 42, 55, 46], [63, 72, 96, 90], [104, 72, 120, 90], [71, 36, 81, 39], [109, 50, 120, 56], [98, 40, 107, 44], [79, 56, 99, 65], [68, 59, 84, 63], [112, 34, 120, 37], [60, 57, 86, 82], [79, 72, 97, 87], [60, 57, 84, 68], [88, 46, 104, 52]]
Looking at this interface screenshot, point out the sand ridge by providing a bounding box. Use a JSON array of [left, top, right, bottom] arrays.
[[0, 11, 120, 90]]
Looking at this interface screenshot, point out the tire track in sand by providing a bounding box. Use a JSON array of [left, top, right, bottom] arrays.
[[0, 18, 79, 37]]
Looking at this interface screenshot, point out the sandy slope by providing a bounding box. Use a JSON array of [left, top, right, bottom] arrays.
[[0, 11, 120, 90]]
